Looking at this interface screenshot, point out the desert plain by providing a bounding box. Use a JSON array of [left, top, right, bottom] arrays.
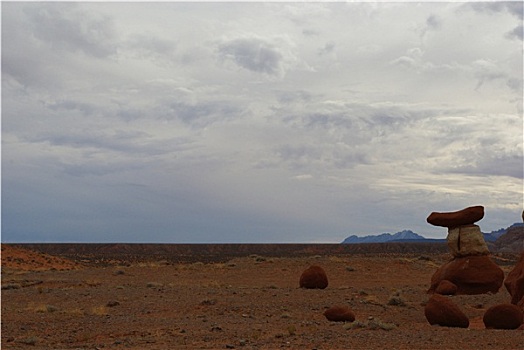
[[1, 244, 523, 350]]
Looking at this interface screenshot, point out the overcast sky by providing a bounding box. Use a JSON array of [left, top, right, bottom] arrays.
[[2, 1, 523, 243]]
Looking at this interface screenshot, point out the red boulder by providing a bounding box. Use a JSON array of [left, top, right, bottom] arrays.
[[483, 304, 523, 330], [426, 205, 484, 228], [424, 294, 469, 328], [299, 265, 328, 289], [428, 255, 504, 295], [323, 305, 355, 322], [435, 280, 458, 295], [504, 252, 524, 307]]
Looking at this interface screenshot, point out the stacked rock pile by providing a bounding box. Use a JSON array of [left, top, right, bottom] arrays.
[[426, 205, 504, 295], [425, 206, 523, 330]]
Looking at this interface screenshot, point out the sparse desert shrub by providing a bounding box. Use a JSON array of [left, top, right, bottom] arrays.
[[35, 304, 59, 313], [18, 337, 38, 345], [200, 298, 217, 306], [85, 279, 102, 287], [146, 282, 163, 288], [2, 283, 21, 290], [65, 308, 85, 316], [387, 291, 406, 306], [361, 295, 385, 308], [343, 318, 396, 331], [343, 321, 366, 330], [90, 305, 108, 316], [367, 318, 397, 331]]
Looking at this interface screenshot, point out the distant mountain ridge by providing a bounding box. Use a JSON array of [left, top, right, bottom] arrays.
[[342, 230, 426, 244], [483, 223, 523, 242], [342, 224, 524, 244]]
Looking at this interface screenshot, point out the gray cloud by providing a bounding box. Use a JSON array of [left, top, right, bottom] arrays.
[[420, 14, 442, 42], [449, 154, 523, 179], [123, 33, 178, 64], [218, 37, 287, 76], [24, 3, 117, 58], [318, 41, 336, 56], [161, 101, 243, 128], [469, 2, 523, 19], [2, 2, 522, 243], [505, 24, 523, 40], [467, 2, 523, 41]]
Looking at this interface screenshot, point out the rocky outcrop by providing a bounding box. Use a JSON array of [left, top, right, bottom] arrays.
[[426, 206, 484, 228], [505, 252, 524, 308], [299, 265, 328, 289], [424, 294, 469, 328], [483, 304, 523, 330], [323, 305, 355, 322], [491, 225, 524, 253], [428, 255, 504, 295]]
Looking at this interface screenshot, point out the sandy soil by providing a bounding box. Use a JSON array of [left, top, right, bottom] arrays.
[[2, 246, 523, 349]]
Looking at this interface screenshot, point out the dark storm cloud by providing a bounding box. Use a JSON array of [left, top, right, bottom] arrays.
[[218, 37, 285, 76]]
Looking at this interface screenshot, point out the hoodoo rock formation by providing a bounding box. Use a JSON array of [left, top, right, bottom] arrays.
[[426, 206, 503, 295], [503, 211, 524, 310], [299, 265, 328, 289], [505, 252, 524, 309]]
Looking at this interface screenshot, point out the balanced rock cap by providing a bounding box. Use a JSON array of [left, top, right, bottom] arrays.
[[426, 205, 484, 228]]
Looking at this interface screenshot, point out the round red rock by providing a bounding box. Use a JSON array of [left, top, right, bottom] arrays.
[[483, 304, 523, 330], [299, 265, 328, 289], [324, 305, 355, 322]]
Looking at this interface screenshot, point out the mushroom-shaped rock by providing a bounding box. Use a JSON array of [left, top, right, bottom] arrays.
[[483, 304, 523, 330], [424, 294, 469, 328], [426, 206, 484, 228], [428, 255, 504, 295], [323, 305, 355, 322], [435, 280, 458, 296], [504, 252, 524, 307], [299, 265, 328, 289]]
